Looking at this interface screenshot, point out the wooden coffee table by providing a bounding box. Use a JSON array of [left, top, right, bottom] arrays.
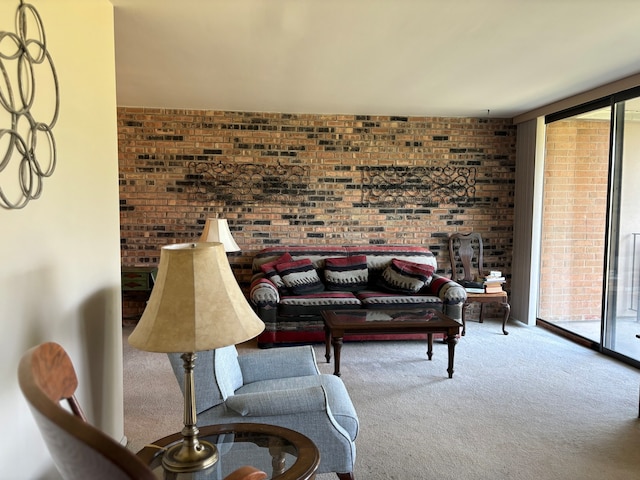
[[321, 308, 461, 378]]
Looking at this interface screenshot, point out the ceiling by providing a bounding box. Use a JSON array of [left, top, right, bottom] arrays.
[[111, 0, 640, 119]]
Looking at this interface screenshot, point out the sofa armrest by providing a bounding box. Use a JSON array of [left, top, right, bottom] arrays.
[[424, 274, 467, 305], [225, 385, 327, 416], [238, 345, 320, 384], [250, 277, 279, 307]]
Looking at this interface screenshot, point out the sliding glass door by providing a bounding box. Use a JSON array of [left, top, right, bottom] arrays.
[[603, 96, 640, 361], [539, 89, 640, 366]]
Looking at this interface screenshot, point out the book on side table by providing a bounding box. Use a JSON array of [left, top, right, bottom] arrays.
[[460, 279, 485, 294], [483, 271, 505, 293]]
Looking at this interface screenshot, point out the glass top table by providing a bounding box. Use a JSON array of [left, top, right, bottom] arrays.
[[136, 423, 320, 480]]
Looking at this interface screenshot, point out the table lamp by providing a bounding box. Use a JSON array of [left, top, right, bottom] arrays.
[[199, 218, 240, 252], [128, 242, 265, 472]]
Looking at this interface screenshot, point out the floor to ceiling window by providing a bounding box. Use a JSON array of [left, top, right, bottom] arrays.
[[539, 87, 640, 367]]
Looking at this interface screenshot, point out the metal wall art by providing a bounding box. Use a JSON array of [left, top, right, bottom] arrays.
[[188, 160, 310, 204], [0, 1, 59, 209], [360, 165, 476, 205]]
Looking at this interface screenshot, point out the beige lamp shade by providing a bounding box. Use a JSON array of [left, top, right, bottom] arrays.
[[198, 218, 241, 252], [129, 242, 264, 353]]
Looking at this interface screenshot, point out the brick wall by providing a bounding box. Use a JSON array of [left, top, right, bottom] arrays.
[[118, 108, 516, 318], [540, 119, 609, 322]]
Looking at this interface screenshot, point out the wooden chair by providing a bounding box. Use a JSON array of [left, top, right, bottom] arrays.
[[448, 232, 510, 335], [18, 342, 267, 480]]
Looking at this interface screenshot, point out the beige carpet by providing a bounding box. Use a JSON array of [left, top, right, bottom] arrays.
[[123, 318, 640, 479]]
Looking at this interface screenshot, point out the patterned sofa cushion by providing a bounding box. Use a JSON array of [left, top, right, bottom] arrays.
[[253, 246, 349, 272], [356, 291, 443, 309], [344, 245, 437, 287], [276, 258, 325, 295], [253, 245, 436, 275], [260, 252, 293, 295], [377, 258, 435, 294], [279, 292, 362, 316], [324, 255, 368, 292]]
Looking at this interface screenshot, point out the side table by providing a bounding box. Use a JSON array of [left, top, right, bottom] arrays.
[[121, 266, 157, 321], [136, 423, 320, 480]]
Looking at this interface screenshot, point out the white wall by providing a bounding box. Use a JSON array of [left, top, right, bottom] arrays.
[[0, 0, 122, 478]]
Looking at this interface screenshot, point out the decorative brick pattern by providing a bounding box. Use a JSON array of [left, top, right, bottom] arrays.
[[118, 109, 516, 317]]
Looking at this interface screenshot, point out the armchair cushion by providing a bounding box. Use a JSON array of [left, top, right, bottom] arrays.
[[238, 345, 320, 384], [234, 374, 359, 441], [226, 385, 327, 416]]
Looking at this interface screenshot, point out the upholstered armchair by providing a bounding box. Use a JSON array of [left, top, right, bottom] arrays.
[[168, 345, 359, 480]]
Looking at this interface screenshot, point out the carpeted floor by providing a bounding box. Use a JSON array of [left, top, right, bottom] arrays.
[[123, 317, 640, 480]]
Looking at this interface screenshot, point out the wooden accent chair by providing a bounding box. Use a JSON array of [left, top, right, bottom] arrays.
[[448, 232, 510, 335], [18, 342, 267, 480]]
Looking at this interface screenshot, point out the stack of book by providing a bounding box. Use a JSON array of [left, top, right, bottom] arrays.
[[483, 271, 505, 293]]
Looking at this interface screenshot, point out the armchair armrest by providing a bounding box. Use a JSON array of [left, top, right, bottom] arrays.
[[225, 386, 327, 416], [239, 345, 320, 384]]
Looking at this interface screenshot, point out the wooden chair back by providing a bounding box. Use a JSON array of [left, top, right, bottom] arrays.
[[19, 342, 268, 480], [18, 342, 156, 480], [448, 232, 485, 282]]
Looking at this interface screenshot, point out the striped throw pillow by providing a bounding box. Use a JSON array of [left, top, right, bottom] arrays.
[[378, 258, 435, 294], [275, 259, 325, 295], [260, 252, 293, 295], [324, 255, 368, 291]]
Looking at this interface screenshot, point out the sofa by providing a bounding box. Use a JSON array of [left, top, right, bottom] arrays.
[[249, 245, 466, 347]]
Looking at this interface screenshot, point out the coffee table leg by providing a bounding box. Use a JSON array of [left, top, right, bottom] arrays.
[[427, 333, 433, 360], [332, 335, 343, 377], [324, 324, 331, 363], [446, 333, 458, 378]]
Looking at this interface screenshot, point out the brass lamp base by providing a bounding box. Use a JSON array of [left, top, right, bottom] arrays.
[[162, 439, 219, 473], [162, 352, 219, 472]]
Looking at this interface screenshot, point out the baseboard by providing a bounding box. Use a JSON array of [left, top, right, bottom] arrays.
[[536, 318, 599, 350]]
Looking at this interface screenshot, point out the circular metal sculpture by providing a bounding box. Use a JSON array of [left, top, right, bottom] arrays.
[[0, 1, 59, 209]]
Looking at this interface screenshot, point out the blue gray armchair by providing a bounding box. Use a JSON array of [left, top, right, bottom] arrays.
[[168, 345, 358, 480]]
